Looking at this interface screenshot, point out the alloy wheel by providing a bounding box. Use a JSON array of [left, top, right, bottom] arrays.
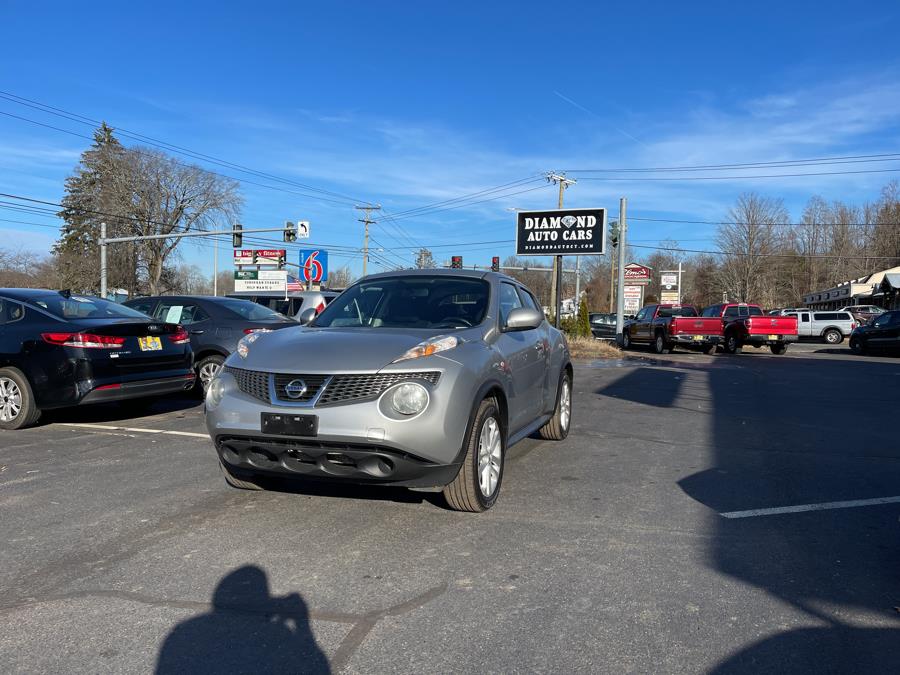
[[199, 362, 222, 391], [0, 377, 22, 422], [477, 417, 502, 498], [560, 379, 571, 430]]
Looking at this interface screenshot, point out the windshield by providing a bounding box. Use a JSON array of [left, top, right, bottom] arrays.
[[33, 294, 150, 320], [314, 276, 490, 329], [217, 298, 290, 322]]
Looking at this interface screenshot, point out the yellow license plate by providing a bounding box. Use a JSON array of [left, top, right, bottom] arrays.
[[138, 336, 162, 351], [693, 335, 704, 341], [768, 334, 778, 340]]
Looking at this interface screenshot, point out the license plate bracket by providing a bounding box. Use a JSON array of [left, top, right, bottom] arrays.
[[261, 412, 318, 437], [138, 336, 162, 351]]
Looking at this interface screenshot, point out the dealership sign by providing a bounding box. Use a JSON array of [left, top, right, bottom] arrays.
[[623, 284, 643, 314], [515, 208, 607, 256], [623, 263, 651, 284], [234, 269, 287, 293]]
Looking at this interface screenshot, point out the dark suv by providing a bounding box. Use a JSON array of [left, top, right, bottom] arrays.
[[124, 296, 297, 392], [849, 310, 900, 355]]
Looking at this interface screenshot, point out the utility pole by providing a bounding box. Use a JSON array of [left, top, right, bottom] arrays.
[[213, 232, 219, 296], [615, 198, 627, 342], [355, 204, 380, 277], [546, 173, 576, 327], [609, 255, 616, 313], [99, 221, 108, 299]]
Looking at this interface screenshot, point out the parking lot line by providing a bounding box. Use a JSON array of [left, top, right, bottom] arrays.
[[59, 423, 208, 440], [720, 495, 900, 519]]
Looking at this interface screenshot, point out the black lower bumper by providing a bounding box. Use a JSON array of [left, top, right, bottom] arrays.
[[743, 334, 799, 346], [215, 435, 462, 488], [79, 374, 196, 404], [671, 335, 720, 345]]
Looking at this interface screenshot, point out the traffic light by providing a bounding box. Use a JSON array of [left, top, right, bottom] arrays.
[[609, 220, 619, 248], [284, 221, 297, 243], [450, 255, 463, 269], [232, 223, 242, 248], [491, 256, 500, 272]]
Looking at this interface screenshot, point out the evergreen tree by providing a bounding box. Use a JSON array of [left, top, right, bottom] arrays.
[[55, 123, 135, 294]]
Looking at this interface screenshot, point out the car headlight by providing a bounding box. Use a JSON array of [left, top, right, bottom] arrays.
[[236, 332, 264, 359], [392, 335, 458, 363], [206, 376, 226, 410], [390, 382, 429, 415]]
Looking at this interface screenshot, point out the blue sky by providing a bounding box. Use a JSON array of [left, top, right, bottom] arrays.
[[2, 1, 900, 277]]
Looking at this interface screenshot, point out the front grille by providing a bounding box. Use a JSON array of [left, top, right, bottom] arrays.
[[317, 371, 440, 406], [225, 366, 270, 403], [272, 373, 329, 404], [224, 367, 440, 407]]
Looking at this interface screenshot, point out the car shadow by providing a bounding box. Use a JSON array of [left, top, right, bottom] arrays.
[[256, 475, 451, 510], [39, 394, 202, 426], [155, 565, 330, 674]]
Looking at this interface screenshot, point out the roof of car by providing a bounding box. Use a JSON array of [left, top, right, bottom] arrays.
[[0, 288, 95, 301], [125, 295, 249, 303], [363, 268, 519, 283]]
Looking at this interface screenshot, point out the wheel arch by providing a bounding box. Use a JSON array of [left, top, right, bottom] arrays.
[[194, 348, 229, 363]]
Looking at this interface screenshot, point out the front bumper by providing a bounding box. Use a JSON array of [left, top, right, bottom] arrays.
[[215, 435, 461, 487]]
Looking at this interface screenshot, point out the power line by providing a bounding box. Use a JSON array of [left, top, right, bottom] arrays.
[[629, 243, 900, 260], [562, 152, 900, 173], [387, 175, 544, 218], [572, 167, 900, 181], [386, 183, 554, 221]]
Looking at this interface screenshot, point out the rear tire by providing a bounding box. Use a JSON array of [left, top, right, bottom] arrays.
[[622, 331, 632, 350], [0, 368, 41, 430], [770, 343, 788, 355], [823, 329, 842, 345], [723, 333, 742, 354], [539, 371, 572, 441], [220, 461, 265, 491], [849, 336, 866, 355], [652, 332, 670, 354], [443, 397, 504, 512]]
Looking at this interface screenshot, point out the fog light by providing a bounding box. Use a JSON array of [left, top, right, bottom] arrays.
[[390, 382, 428, 416], [206, 377, 226, 410]]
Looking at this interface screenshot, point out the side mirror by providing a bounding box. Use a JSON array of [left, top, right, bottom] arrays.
[[297, 307, 317, 326], [504, 307, 543, 332]]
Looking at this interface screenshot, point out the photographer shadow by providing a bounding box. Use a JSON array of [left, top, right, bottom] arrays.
[[155, 565, 330, 674]]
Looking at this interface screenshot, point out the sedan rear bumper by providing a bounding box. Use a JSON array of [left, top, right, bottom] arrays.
[[215, 435, 462, 487], [79, 373, 196, 404]]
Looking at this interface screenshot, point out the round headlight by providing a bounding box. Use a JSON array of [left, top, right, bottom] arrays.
[[206, 376, 226, 410], [390, 382, 429, 416]]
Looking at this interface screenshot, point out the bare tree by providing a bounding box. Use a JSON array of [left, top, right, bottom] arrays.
[[327, 266, 354, 289], [716, 193, 788, 305]]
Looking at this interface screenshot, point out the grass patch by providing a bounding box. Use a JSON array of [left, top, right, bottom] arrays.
[[566, 336, 622, 359]]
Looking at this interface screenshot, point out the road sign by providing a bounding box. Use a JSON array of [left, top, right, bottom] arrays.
[[234, 269, 287, 292], [297, 221, 310, 239], [299, 249, 328, 283], [515, 208, 607, 256]]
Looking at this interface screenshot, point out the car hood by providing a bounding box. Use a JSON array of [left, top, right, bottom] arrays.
[[231, 326, 457, 373]]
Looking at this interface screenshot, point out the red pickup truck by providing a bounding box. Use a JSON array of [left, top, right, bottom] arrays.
[[700, 303, 798, 354], [622, 304, 723, 354]]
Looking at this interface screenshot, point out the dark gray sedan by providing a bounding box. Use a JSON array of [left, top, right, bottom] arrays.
[[205, 270, 573, 512]]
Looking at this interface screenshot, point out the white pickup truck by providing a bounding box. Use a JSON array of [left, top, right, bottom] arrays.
[[785, 310, 857, 344]]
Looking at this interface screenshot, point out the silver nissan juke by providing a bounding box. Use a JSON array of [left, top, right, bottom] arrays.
[[204, 269, 572, 512]]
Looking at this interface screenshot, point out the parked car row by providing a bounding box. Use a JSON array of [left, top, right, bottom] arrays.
[[622, 303, 799, 355]]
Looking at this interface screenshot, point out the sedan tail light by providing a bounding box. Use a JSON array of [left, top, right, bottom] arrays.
[[42, 332, 126, 349], [316, 301, 326, 314], [168, 327, 190, 344]]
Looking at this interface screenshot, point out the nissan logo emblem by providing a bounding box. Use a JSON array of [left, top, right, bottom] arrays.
[[284, 379, 308, 399]]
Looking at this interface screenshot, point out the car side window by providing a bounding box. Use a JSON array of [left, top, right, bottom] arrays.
[[0, 298, 25, 324], [724, 306, 740, 318], [499, 283, 523, 326], [154, 302, 209, 326], [516, 287, 540, 314], [873, 314, 889, 327], [128, 299, 156, 316]]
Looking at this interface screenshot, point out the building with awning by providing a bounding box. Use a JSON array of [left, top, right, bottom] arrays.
[[803, 265, 900, 310]]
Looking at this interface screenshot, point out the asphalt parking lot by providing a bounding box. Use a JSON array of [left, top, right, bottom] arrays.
[[1, 346, 899, 673]]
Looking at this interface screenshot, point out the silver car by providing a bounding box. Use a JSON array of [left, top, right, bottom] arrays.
[[205, 270, 572, 512]]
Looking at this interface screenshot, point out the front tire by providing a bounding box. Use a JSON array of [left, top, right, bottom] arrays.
[[823, 329, 842, 344], [443, 397, 504, 512], [0, 368, 41, 430], [539, 371, 572, 441]]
